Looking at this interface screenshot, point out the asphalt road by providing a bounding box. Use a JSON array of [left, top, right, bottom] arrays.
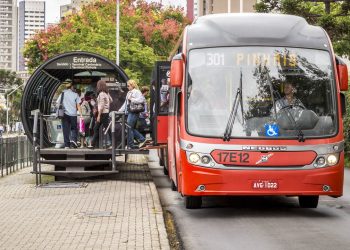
[[148, 150, 350, 250]]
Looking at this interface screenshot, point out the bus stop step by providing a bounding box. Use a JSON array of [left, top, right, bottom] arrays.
[[40, 160, 112, 167], [31, 170, 119, 178]]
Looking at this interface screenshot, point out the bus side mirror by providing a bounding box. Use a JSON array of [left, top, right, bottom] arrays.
[[170, 53, 183, 88], [336, 56, 348, 91]]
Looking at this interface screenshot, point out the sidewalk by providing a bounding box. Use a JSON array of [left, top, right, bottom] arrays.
[[0, 155, 169, 250]]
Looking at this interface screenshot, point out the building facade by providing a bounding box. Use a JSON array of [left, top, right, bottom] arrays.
[[18, 0, 45, 71], [60, 0, 96, 19], [0, 0, 17, 71], [187, 0, 194, 21], [188, 0, 257, 20]]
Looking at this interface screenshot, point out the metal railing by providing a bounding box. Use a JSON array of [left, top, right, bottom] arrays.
[[0, 136, 32, 177], [31, 110, 127, 185]]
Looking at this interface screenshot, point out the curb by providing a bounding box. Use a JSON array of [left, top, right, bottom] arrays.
[[149, 181, 171, 250]]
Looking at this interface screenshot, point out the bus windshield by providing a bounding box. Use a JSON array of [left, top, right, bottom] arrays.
[[187, 47, 337, 139]]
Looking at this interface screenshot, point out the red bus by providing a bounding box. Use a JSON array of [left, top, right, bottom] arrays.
[[156, 13, 348, 209]]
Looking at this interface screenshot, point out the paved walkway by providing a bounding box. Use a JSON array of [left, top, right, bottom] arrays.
[[0, 155, 169, 250]]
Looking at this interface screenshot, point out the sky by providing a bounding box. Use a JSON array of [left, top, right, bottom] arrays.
[[43, 0, 185, 24], [45, 0, 70, 24]]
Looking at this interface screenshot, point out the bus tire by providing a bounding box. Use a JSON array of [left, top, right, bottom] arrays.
[[159, 149, 165, 166], [298, 195, 319, 208], [163, 166, 169, 176], [185, 196, 202, 209], [159, 157, 164, 167], [171, 180, 177, 191]]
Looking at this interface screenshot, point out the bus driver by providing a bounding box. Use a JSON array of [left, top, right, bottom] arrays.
[[271, 82, 305, 116]]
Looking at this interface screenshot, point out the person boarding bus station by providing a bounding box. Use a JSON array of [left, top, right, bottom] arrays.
[[119, 80, 148, 149], [89, 80, 113, 149], [56, 79, 82, 149]]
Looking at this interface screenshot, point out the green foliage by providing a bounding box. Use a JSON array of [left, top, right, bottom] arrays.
[[344, 153, 350, 168], [120, 38, 158, 82], [254, 0, 350, 57], [0, 70, 23, 124], [23, 0, 189, 84], [254, 0, 280, 13], [0, 69, 22, 88]]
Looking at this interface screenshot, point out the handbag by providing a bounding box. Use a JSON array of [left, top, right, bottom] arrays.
[[79, 117, 85, 136], [128, 101, 145, 113], [57, 92, 65, 118]]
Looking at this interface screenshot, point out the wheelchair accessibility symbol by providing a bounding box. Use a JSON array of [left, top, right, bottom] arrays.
[[264, 124, 279, 137]]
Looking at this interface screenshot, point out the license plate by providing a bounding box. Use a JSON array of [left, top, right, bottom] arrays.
[[252, 180, 279, 189]]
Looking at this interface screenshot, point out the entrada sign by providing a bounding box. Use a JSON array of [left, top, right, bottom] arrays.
[[45, 55, 114, 70]]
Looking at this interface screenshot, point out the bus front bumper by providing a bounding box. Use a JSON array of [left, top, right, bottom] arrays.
[[180, 152, 344, 197]]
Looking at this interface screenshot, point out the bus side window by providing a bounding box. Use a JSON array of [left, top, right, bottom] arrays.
[[169, 87, 181, 117], [159, 78, 170, 114], [168, 87, 176, 115], [176, 89, 181, 116]]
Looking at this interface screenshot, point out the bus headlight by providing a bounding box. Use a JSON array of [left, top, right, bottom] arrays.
[[316, 156, 326, 167], [189, 153, 200, 164], [327, 154, 338, 166], [314, 153, 339, 168], [201, 155, 211, 164]]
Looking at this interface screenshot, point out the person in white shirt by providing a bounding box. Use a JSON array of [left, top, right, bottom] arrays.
[[0, 124, 4, 137], [159, 78, 169, 113], [119, 80, 147, 149], [56, 80, 82, 148], [271, 82, 305, 117]]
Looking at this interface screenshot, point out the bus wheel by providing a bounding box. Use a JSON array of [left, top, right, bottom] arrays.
[[159, 149, 165, 166], [171, 180, 177, 191], [185, 196, 202, 209], [298, 196, 319, 208], [163, 166, 169, 176], [159, 157, 164, 167]]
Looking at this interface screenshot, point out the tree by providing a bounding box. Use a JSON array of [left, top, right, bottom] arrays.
[[23, 0, 189, 84], [0, 69, 22, 89], [0, 70, 23, 125], [254, 0, 350, 57]]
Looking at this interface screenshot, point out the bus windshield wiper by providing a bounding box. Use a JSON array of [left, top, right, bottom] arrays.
[[264, 67, 305, 142], [223, 70, 244, 141], [277, 103, 305, 142]]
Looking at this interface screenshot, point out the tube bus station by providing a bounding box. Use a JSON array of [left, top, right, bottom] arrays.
[[21, 51, 153, 182]]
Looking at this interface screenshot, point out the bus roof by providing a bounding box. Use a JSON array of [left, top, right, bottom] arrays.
[[187, 13, 330, 51]]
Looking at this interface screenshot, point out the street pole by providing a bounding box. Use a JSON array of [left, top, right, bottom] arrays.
[[6, 85, 23, 135], [228, 0, 231, 13], [6, 95, 9, 133], [116, 0, 120, 66], [240, 0, 243, 13]]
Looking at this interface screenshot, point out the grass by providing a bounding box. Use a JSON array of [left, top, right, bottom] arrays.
[[344, 153, 350, 168], [28, 174, 55, 185], [163, 209, 182, 250]]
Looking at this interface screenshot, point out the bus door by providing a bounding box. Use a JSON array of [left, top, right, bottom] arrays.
[[151, 61, 171, 145]]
